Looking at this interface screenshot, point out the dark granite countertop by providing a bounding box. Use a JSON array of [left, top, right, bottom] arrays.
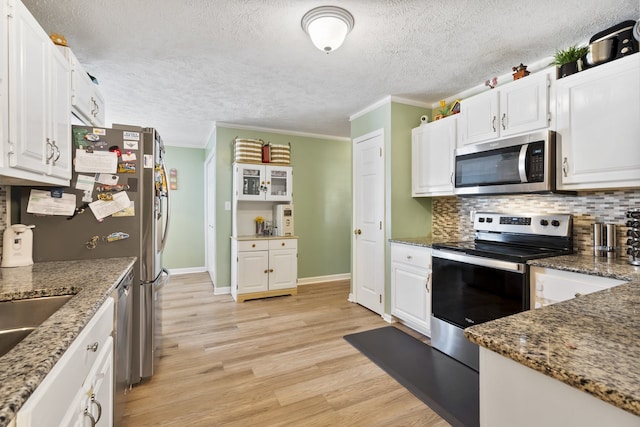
[[466, 254, 640, 417], [389, 236, 439, 247], [0, 257, 136, 427]]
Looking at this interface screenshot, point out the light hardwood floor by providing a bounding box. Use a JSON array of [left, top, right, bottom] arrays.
[[122, 273, 449, 426]]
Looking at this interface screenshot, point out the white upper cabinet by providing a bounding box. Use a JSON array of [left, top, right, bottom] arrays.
[[556, 54, 640, 190], [235, 163, 292, 202], [4, 0, 71, 185], [412, 115, 456, 196], [58, 46, 105, 127], [460, 71, 551, 145]]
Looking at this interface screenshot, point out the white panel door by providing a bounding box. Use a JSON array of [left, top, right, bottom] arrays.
[[460, 90, 499, 145], [48, 46, 71, 179], [268, 248, 297, 290], [499, 72, 549, 137], [237, 250, 269, 293], [8, 0, 49, 173], [353, 130, 384, 315]]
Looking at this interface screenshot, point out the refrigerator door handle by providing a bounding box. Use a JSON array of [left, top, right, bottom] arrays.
[[159, 158, 171, 253]]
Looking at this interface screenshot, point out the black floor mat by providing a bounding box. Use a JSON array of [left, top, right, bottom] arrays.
[[344, 326, 479, 427]]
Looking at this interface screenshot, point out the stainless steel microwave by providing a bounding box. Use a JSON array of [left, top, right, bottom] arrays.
[[454, 130, 556, 195]]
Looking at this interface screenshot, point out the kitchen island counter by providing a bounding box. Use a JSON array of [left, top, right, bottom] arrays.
[[0, 257, 136, 427], [465, 254, 640, 418]]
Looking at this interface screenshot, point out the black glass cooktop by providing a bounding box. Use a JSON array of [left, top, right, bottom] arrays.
[[432, 241, 571, 263]]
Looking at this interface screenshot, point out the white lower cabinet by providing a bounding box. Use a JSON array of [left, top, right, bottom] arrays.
[[231, 238, 298, 302], [530, 266, 626, 308], [390, 243, 432, 336], [17, 297, 114, 427], [480, 347, 640, 427]]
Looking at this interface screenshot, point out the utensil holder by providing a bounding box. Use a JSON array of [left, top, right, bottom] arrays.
[[626, 209, 640, 266], [593, 222, 617, 258]]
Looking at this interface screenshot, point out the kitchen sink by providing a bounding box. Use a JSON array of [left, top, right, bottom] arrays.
[[0, 295, 74, 357]]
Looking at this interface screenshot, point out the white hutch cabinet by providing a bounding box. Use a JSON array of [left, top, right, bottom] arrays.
[[235, 163, 293, 201], [231, 162, 297, 302]]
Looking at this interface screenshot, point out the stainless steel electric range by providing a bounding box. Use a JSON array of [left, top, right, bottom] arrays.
[[430, 212, 573, 371]]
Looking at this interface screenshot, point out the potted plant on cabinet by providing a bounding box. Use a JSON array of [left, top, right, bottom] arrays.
[[554, 45, 589, 79]]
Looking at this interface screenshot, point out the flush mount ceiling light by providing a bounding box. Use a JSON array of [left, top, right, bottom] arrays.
[[301, 6, 354, 53]]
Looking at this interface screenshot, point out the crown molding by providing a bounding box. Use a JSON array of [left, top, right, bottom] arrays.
[[214, 122, 350, 142]]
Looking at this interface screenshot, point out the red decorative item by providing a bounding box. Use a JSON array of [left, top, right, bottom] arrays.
[[261, 144, 271, 163]]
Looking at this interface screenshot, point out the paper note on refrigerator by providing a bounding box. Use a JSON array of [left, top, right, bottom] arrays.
[[27, 189, 76, 216], [75, 149, 118, 173], [89, 191, 131, 220]]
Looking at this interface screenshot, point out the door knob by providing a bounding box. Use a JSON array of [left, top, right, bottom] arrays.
[[354, 229, 362, 235]]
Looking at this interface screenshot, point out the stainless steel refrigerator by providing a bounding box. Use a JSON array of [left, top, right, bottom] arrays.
[[18, 124, 170, 393]]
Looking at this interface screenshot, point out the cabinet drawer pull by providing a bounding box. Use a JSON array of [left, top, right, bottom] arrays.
[[252, 244, 256, 248], [86, 342, 99, 352], [281, 242, 285, 247], [91, 393, 102, 423], [269, 269, 274, 273], [501, 113, 507, 130], [83, 409, 96, 427], [492, 115, 497, 132], [264, 269, 269, 274], [406, 255, 412, 260]]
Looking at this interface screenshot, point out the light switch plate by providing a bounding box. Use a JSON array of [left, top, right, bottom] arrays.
[[224, 201, 231, 211]]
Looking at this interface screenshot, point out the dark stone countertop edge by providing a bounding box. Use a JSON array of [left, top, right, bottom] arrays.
[[0, 257, 137, 427]]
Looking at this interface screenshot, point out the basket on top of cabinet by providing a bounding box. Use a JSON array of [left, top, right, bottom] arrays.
[[269, 143, 291, 165], [233, 138, 264, 164]]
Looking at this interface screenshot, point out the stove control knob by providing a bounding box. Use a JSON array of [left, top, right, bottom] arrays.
[[478, 218, 485, 223], [551, 220, 560, 227], [486, 218, 493, 223], [540, 219, 549, 226]]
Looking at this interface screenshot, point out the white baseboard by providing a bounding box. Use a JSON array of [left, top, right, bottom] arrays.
[[382, 313, 394, 323], [214, 286, 231, 295], [167, 266, 207, 276], [348, 293, 356, 303], [297, 273, 351, 286]]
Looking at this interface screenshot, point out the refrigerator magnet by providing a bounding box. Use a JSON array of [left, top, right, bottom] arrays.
[[118, 162, 136, 173], [123, 140, 139, 150], [123, 131, 140, 141], [95, 173, 119, 185], [121, 152, 136, 162], [143, 154, 153, 169]]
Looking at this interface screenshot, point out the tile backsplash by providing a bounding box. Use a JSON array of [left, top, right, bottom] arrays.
[[432, 189, 640, 258]]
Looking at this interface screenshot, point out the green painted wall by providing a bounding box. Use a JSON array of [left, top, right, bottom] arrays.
[[163, 146, 206, 269], [210, 126, 352, 289], [390, 103, 432, 238], [350, 100, 432, 313]]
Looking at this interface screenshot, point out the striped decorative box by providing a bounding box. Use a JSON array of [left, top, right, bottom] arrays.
[[234, 138, 263, 163], [270, 143, 291, 164]]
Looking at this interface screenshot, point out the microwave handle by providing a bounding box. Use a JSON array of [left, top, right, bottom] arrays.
[[518, 144, 528, 183]]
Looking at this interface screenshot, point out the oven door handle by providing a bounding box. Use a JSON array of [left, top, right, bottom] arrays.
[[432, 249, 526, 273]]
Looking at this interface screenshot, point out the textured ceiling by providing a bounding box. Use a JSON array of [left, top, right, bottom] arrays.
[[20, 0, 640, 147]]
